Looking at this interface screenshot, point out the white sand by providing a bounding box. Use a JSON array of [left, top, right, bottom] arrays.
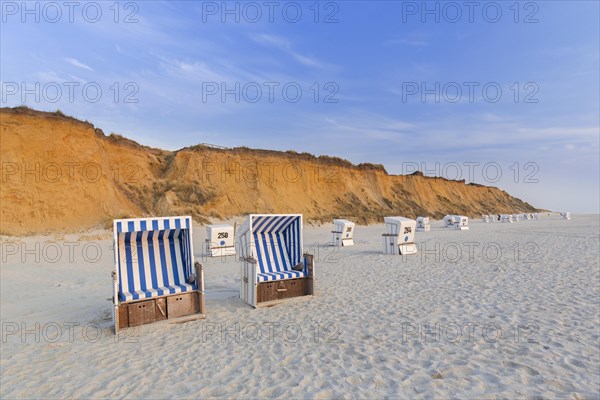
[[1, 215, 599, 399]]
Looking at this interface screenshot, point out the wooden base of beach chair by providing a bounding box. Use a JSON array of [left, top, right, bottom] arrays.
[[116, 291, 205, 331], [256, 294, 313, 308], [256, 277, 312, 304]]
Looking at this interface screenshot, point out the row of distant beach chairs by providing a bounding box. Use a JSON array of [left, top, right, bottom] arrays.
[[111, 212, 569, 333], [481, 212, 570, 223]]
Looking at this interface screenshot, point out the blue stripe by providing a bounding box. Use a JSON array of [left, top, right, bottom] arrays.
[[253, 233, 266, 274], [169, 230, 181, 284], [295, 218, 301, 263], [261, 233, 273, 274], [269, 233, 282, 273], [179, 230, 189, 278], [253, 216, 268, 232], [136, 232, 147, 292], [127, 221, 135, 232], [147, 230, 161, 295], [175, 218, 181, 229], [261, 216, 280, 233], [124, 232, 136, 299], [276, 232, 289, 270], [158, 230, 169, 286], [152, 220, 159, 230]]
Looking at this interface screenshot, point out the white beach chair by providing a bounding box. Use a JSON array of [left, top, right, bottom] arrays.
[[416, 216, 431, 232], [205, 224, 236, 257], [112, 216, 205, 334], [382, 216, 417, 255], [561, 212, 571, 220], [500, 214, 513, 223], [332, 219, 355, 246], [482, 214, 491, 223], [237, 214, 315, 307], [443, 215, 457, 228], [454, 216, 469, 230]]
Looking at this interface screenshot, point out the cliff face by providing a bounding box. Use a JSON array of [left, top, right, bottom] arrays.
[[0, 107, 537, 235]]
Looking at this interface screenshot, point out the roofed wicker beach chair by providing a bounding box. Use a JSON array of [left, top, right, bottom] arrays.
[[444, 215, 469, 230], [332, 219, 355, 246], [237, 214, 315, 307], [443, 215, 458, 228], [382, 216, 417, 255], [455, 216, 469, 230], [112, 216, 205, 333], [416, 216, 431, 232]]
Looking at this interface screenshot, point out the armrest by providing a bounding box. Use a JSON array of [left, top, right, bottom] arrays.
[[303, 253, 315, 277], [194, 262, 204, 292], [111, 270, 118, 305]]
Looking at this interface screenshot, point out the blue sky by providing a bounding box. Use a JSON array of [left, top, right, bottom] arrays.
[[1, 1, 599, 212]]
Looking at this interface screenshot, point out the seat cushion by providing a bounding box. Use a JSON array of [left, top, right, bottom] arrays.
[[257, 270, 306, 283], [120, 282, 197, 302]]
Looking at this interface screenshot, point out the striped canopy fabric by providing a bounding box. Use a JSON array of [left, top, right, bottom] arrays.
[[115, 216, 191, 233], [114, 217, 196, 302], [240, 214, 304, 283]]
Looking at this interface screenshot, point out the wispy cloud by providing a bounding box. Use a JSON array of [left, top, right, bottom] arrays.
[[385, 32, 431, 47], [65, 58, 94, 71], [250, 33, 327, 68]]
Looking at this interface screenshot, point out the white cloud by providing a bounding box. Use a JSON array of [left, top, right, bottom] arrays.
[[65, 58, 94, 71], [250, 33, 327, 69]]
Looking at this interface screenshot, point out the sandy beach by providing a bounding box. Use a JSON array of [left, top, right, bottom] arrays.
[[1, 214, 599, 399]]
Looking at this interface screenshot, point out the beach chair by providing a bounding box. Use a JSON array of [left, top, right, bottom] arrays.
[[454, 216, 469, 230], [205, 224, 236, 257], [237, 214, 315, 307], [443, 215, 458, 228], [561, 212, 571, 220], [482, 214, 491, 223], [382, 216, 417, 255], [112, 216, 205, 333], [416, 216, 431, 232], [332, 219, 355, 246], [500, 214, 513, 223], [513, 214, 521, 222]]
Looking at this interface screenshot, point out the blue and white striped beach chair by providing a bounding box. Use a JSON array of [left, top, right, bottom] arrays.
[[237, 214, 315, 307], [112, 216, 205, 333]]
